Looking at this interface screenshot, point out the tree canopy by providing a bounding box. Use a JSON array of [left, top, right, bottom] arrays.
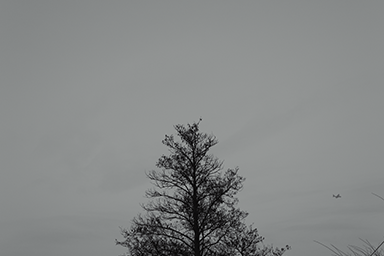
[[116, 120, 290, 256]]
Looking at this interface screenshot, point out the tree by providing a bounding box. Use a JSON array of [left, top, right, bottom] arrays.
[[116, 120, 290, 256]]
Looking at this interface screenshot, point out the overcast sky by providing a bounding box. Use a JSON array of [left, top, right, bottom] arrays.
[[1, 1, 384, 256]]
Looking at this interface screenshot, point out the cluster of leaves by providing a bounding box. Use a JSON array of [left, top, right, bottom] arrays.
[[116, 121, 290, 256]]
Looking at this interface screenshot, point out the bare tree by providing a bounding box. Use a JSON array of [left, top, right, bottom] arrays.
[[116, 120, 290, 256]]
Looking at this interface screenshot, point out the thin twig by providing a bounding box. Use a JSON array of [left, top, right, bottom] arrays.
[[368, 193, 384, 256], [368, 239, 384, 256], [314, 240, 342, 256], [371, 193, 384, 202]]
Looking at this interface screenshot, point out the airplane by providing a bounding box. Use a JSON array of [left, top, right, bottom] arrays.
[[333, 194, 341, 198]]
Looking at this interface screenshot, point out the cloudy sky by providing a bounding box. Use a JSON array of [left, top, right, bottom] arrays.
[[1, 1, 383, 256]]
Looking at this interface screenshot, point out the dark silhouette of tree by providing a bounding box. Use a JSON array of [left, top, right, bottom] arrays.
[[116, 120, 290, 256]]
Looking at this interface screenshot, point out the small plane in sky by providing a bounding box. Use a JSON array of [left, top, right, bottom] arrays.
[[333, 194, 341, 198]]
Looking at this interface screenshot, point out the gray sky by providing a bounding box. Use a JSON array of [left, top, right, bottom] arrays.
[[1, 1, 383, 256]]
